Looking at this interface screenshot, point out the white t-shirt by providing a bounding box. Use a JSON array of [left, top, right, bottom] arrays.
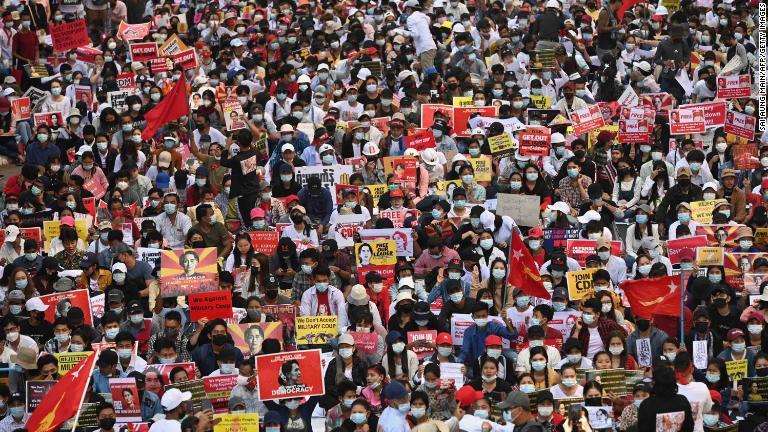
[[549, 383, 584, 400], [677, 381, 713, 432], [586, 326, 603, 358]]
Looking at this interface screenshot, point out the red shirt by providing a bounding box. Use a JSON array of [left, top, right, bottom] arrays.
[[316, 291, 330, 316], [3, 175, 26, 196], [12, 30, 37, 62]]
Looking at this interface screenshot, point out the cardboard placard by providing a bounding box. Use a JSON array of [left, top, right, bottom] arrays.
[[172, 48, 198, 70], [666, 235, 708, 264], [403, 130, 437, 151], [164, 379, 206, 411], [109, 378, 142, 421], [54, 351, 94, 375], [487, 133, 516, 159], [680, 102, 727, 128], [230, 322, 283, 357], [407, 330, 437, 360], [188, 290, 233, 321], [468, 155, 492, 182], [246, 231, 279, 255], [724, 110, 756, 141], [26, 380, 57, 413], [618, 119, 651, 143], [295, 316, 337, 345], [129, 42, 159, 62], [565, 239, 622, 267], [453, 106, 497, 137], [696, 247, 724, 266], [117, 21, 150, 41], [519, 126, 551, 156], [349, 331, 378, 354], [254, 349, 325, 401], [355, 240, 397, 267], [495, 194, 540, 227], [204, 375, 239, 414], [360, 228, 414, 257], [690, 200, 719, 224], [670, 107, 706, 135], [567, 268, 598, 300], [725, 359, 748, 382], [40, 290, 93, 326], [214, 413, 260, 431], [160, 247, 220, 297], [10, 97, 31, 120], [51, 19, 89, 52], [732, 143, 758, 170], [570, 105, 606, 136]]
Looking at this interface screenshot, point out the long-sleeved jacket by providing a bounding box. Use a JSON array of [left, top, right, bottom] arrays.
[[458, 321, 516, 364], [717, 186, 747, 223]]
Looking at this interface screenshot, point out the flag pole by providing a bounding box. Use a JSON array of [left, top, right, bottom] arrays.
[[680, 270, 685, 346], [70, 350, 100, 432]]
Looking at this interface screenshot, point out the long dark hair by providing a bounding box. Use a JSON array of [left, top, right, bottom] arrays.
[[529, 346, 550, 388], [651, 365, 678, 398], [232, 233, 255, 267], [606, 330, 630, 369], [386, 338, 409, 381]]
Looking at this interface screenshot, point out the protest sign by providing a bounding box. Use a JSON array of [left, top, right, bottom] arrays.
[[356, 240, 397, 267], [696, 247, 724, 267], [403, 129, 437, 151], [744, 377, 768, 402], [360, 228, 413, 257], [379, 209, 405, 228], [230, 322, 283, 357], [680, 102, 727, 128], [159, 34, 189, 56], [586, 369, 628, 395], [726, 359, 748, 382], [160, 247, 219, 297], [530, 95, 552, 109], [693, 340, 708, 370], [26, 381, 56, 412], [254, 349, 325, 401], [117, 20, 150, 40], [129, 42, 158, 62], [669, 107, 706, 134], [724, 110, 756, 141], [618, 119, 651, 143], [543, 228, 581, 251], [392, 156, 418, 184], [690, 200, 718, 223], [549, 311, 581, 341], [468, 156, 492, 182], [149, 57, 172, 73], [453, 106, 496, 137], [33, 112, 64, 128], [54, 351, 93, 375], [203, 375, 239, 414], [295, 316, 338, 345], [109, 378, 142, 421], [453, 97, 473, 107], [262, 304, 297, 348], [152, 362, 196, 382], [716, 75, 751, 99], [244, 231, 279, 255], [640, 93, 675, 116], [565, 240, 622, 267], [732, 143, 758, 170], [567, 269, 598, 300], [0, 227, 42, 251], [349, 331, 378, 354], [172, 48, 198, 70], [40, 290, 93, 326], [107, 89, 135, 113], [666, 236, 708, 264], [756, 228, 768, 248], [136, 247, 161, 269], [188, 290, 233, 321], [214, 414, 260, 431], [165, 379, 206, 411], [495, 194, 540, 227], [221, 98, 246, 131], [585, 406, 614, 429], [519, 126, 551, 156], [51, 19, 89, 52], [10, 97, 31, 120], [468, 116, 526, 135], [487, 133, 516, 159], [617, 86, 640, 106], [569, 105, 605, 135], [115, 73, 135, 90], [408, 330, 437, 360], [330, 214, 368, 248], [420, 104, 454, 129], [439, 363, 465, 388]]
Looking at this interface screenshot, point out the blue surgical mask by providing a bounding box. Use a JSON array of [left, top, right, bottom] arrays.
[[635, 214, 648, 224], [677, 213, 691, 223], [350, 413, 367, 424], [567, 168, 579, 178], [708, 274, 722, 284], [431, 209, 442, 219], [315, 283, 328, 292], [453, 200, 466, 209], [516, 296, 530, 307], [164, 203, 177, 214], [492, 268, 506, 279]]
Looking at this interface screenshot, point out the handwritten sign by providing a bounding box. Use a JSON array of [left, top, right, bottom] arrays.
[[188, 290, 233, 321], [51, 19, 90, 52]]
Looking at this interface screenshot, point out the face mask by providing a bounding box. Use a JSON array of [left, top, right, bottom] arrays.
[[582, 313, 595, 325], [474, 317, 488, 327], [392, 342, 405, 353], [315, 283, 328, 292], [598, 251, 611, 261], [449, 292, 463, 303], [70, 343, 84, 352], [732, 342, 746, 353], [748, 324, 763, 335], [664, 351, 677, 362], [351, 412, 367, 424], [453, 200, 466, 209], [105, 328, 119, 339], [6, 204, 18, 211], [37, 133, 49, 142], [473, 100, 485, 107], [9, 407, 24, 419], [113, 273, 126, 284], [339, 348, 354, 359], [516, 296, 530, 308], [638, 264, 652, 275], [561, 378, 577, 387], [531, 360, 547, 371], [55, 333, 70, 343], [8, 304, 21, 315], [543, 281, 553, 291], [677, 213, 691, 223], [164, 203, 177, 214], [528, 239, 541, 250], [551, 270, 564, 279], [740, 240, 753, 249], [285, 400, 301, 410], [437, 346, 453, 357], [117, 348, 133, 359], [492, 268, 506, 280], [479, 239, 494, 250], [567, 168, 579, 178], [6, 332, 18, 342], [195, 178, 206, 187]]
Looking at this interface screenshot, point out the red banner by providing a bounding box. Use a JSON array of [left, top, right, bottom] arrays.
[[172, 48, 198, 70], [666, 235, 708, 264], [203, 375, 239, 413], [453, 106, 496, 137], [115, 73, 135, 90], [129, 42, 159, 62], [349, 331, 378, 354], [10, 97, 31, 120], [117, 21, 151, 41], [407, 330, 437, 360], [519, 126, 551, 156], [51, 19, 90, 52], [566, 239, 622, 267], [39, 289, 93, 325], [188, 290, 233, 321], [681, 102, 727, 128], [246, 231, 279, 255], [670, 107, 706, 135], [404, 130, 437, 151], [419, 104, 454, 129], [724, 110, 756, 141], [0, 227, 42, 252], [716, 75, 751, 99], [392, 156, 418, 184], [732, 143, 758, 170], [254, 349, 325, 401], [570, 105, 606, 135]]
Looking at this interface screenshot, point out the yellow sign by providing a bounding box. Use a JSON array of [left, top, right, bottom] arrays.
[[487, 133, 515, 158], [726, 359, 748, 382], [530, 95, 552, 109], [452, 97, 473, 107], [355, 240, 397, 267], [586, 125, 618, 149], [468, 156, 492, 182], [690, 200, 719, 224], [54, 351, 93, 375], [755, 228, 768, 247], [43, 220, 89, 253], [295, 316, 338, 345], [567, 268, 598, 300], [696, 247, 724, 266], [437, 180, 462, 197], [362, 184, 388, 205], [159, 33, 189, 56], [214, 413, 260, 431]]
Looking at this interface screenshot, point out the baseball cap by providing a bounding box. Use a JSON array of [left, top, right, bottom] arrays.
[[25, 297, 49, 312], [436, 332, 453, 345], [497, 391, 530, 410], [455, 386, 484, 408], [161, 388, 193, 411], [4, 225, 19, 243], [382, 381, 409, 400], [726, 328, 745, 341], [485, 335, 502, 347]]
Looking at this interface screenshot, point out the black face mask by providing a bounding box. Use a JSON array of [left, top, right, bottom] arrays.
[[756, 368, 768, 377], [584, 397, 602, 406], [192, 240, 207, 249], [694, 321, 709, 333], [399, 303, 413, 314], [212, 334, 228, 346], [678, 178, 691, 188], [713, 298, 727, 308], [636, 319, 650, 332], [99, 418, 117, 429], [574, 150, 586, 159], [265, 289, 279, 299]]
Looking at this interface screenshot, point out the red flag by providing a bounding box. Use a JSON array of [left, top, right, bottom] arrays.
[[141, 76, 190, 140], [617, 0, 642, 20], [508, 230, 551, 299], [621, 275, 682, 319], [25, 351, 97, 432]]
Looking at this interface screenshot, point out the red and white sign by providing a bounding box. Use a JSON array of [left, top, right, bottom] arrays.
[[172, 48, 198, 70], [149, 57, 171, 73], [39, 289, 93, 326], [188, 290, 233, 321], [115, 73, 135, 90], [129, 42, 159, 62], [10, 97, 31, 120], [669, 107, 706, 135], [519, 126, 551, 156], [569, 105, 606, 135], [407, 330, 437, 360], [618, 119, 651, 143], [254, 349, 325, 401], [51, 19, 90, 52], [117, 21, 151, 41], [724, 110, 756, 141], [681, 102, 727, 128], [667, 235, 708, 264], [453, 106, 496, 137], [420, 104, 454, 129], [75, 46, 102, 64], [716, 75, 751, 99], [404, 130, 436, 151], [246, 231, 279, 255], [566, 239, 622, 267]]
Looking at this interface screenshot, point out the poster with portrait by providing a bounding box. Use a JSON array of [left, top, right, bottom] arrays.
[[109, 378, 142, 421], [229, 322, 283, 358], [33, 112, 65, 128], [149, 362, 196, 383], [355, 240, 396, 267], [391, 156, 418, 185], [695, 225, 745, 248], [329, 213, 367, 248], [160, 247, 219, 297], [640, 93, 674, 117], [222, 97, 246, 131], [360, 228, 414, 257], [39, 289, 93, 326], [262, 304, 297, 349], [723, 252, 768, 293], [254, 349, 325, 401], [585, 406, 613, 429]]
